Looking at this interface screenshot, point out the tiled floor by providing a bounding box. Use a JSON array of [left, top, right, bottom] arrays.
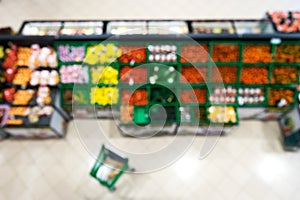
[[1, 120, 300, 200]]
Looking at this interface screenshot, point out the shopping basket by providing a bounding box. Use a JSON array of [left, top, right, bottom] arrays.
[[90, 144, 133, 191]]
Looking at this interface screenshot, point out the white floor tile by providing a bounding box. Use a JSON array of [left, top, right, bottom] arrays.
[[1, 118, 300, 200]]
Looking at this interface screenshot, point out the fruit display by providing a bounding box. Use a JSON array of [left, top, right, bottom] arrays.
[[238, 88, 265, 105], [208, 106, 237, 123], [192, 22, 235, 34], [147, 45, 177, 62], [36, 86, 52, 105], [85, 44, 121, 65], [107, 21, 147, 35], [60, 21, 103, 35], [120, 105, 133, 123], [90, 66, 118, 84], [272, 66, 298, 84], [119, 46, 146, 63], [12, 68, 32, 86], [209, 87, 236, 104], [212, 44, 239, 62], [268, 11, 300, 33], [148, 21, 188, 34], [9, 107, 29, 116], [7, 105, 54, 125], [120, 67, 147, 84], [180, 66, 207, 83], [180, 45, 209, 63], [30, 70, 59, 86], [21, 22, 62, 35], [234, 21, 271, 34], [17, 45, 57, 68], [149, 66, 177, 84], [3, 45, 17, 69], [243, 45, 272, 63], [241, 67, 268, 84], [275, 45, 300, 63], [3, 88, 15, 102], [59, 65, 88, 84], [268, 88, 295, 106], [180, 88, 206, 103], [12, 89, 35, 105], [90, 86, 118, 105], [211, 66, 238, 83], [121, 89, 148, 105], [57, 44, 85, 62]]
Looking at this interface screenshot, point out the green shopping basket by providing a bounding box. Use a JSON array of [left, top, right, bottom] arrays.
[[90, 144, 133, 191]]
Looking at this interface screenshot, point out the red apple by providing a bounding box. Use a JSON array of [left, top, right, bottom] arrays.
[[3, 88, 15, 102], [5, 68, 16, 82]]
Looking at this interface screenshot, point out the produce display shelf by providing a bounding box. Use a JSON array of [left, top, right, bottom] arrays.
[[1, 17, 300, 138]]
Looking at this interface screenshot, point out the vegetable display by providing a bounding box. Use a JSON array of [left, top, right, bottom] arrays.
[[211, 66, 238, 83], [243, 45, 272, 63], [119, 46, 146, 63], [121, 89, 148, 105], [180, 88, 206, 103], [275, 45, 300, 63], [241, 67, 268, 84], [272, 66, 298, 84], [180, 67, 207, 83], [120, 67, 147, 84], [212, 44, 239, 62], [268, 88, 294, 106], [180, 45, 208, 63]]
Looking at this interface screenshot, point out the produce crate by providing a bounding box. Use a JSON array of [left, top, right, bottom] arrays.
[[236, 86, 266, 107], [180, 65, 208, 85], [207, 105, 239, 125], [271, 65, 299, 84], [267, 86, 297, 108]]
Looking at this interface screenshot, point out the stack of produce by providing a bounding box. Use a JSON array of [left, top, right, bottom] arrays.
[[148, 45, 177, 62], [275, 45, 300, 63], [121, 89, 148, 105], [90, 66, 118, 84], [238, 88, 265, 105], [212, 44, 239, 62], [211, 66, 238, 83], [268, 89, 294, 106], [180, 45, 208, 63], [59, 65, 89, 84], [119, 46, 146, 63], [208, 106, 237, 123], [85, 43, 121, 64], [241, 67, 268, 84], [120, 67, 147, 84], [90, 87, 118, 105], [181, 67, 207, 83], [209, 87, 236, 104], [243, 45, 272, 63], [272, 66, 298, 84], [180, 88, 206, 103]]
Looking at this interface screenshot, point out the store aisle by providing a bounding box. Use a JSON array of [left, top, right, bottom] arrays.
[[1, 120, 300, 200]]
